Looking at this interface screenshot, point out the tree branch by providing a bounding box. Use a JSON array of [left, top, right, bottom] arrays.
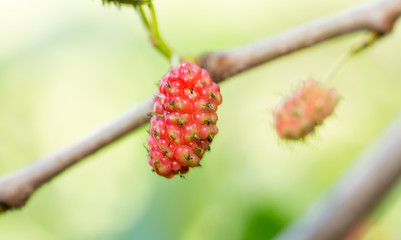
[[1, 0, 401, 213], [0, 98, 153, 212], [201, 0, 401, 82], [274, 111, 401, 240]]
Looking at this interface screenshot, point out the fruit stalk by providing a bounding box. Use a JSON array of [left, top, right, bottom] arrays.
[[138, 1, 174, 59]]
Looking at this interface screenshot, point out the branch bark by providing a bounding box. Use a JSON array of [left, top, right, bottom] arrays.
[[0, 98, 152, 211], [201, 0, 401, 82], [273, 111, 401, 240], [1, 0, 401, 213]]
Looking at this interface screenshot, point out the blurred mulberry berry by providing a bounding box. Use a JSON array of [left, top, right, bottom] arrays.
[[274, 79, 339, 140]]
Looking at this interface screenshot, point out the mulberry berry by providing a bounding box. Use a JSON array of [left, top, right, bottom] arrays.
[[274, 79, 339, 140], [148, 61, 222, 178]]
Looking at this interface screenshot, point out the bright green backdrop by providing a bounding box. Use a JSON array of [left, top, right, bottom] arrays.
[[1, 0, 401, 239]]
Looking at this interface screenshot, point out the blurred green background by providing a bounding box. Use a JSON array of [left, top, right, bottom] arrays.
[[1, 0, 401, 239]]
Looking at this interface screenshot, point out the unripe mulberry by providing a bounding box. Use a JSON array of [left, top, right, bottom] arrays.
[[274, 79, 339, 140], [148, 61, 222, 178]]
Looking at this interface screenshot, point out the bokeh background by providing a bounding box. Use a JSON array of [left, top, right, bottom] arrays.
[[1, 0, 401, 239]]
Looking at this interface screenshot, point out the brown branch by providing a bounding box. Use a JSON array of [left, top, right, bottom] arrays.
[[273, 111, 401, 240], [1, 0, 401, 213], [0, 98, 153, 212], [201, 0, 401, 83]]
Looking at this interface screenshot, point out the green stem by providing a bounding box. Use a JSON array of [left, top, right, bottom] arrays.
[[350, 32, 380, 55], [322, 51, 351, 84], [322, 32, 381, 84], [149, 1, 159, 37], [138, 5, 150, 30], [138, 1, 174, 60]]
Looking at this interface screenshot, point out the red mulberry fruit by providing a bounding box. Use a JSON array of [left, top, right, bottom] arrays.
[[147, 61, 222, 178]]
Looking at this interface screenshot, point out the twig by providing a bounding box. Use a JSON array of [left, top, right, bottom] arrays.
[[273, 111, 401, 240], [200, 0, 401, 82], [1, 0, 401, 213], [321, 32, 380, 84], [138, 1, 174, 59], [0, 98, 153, 212]]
